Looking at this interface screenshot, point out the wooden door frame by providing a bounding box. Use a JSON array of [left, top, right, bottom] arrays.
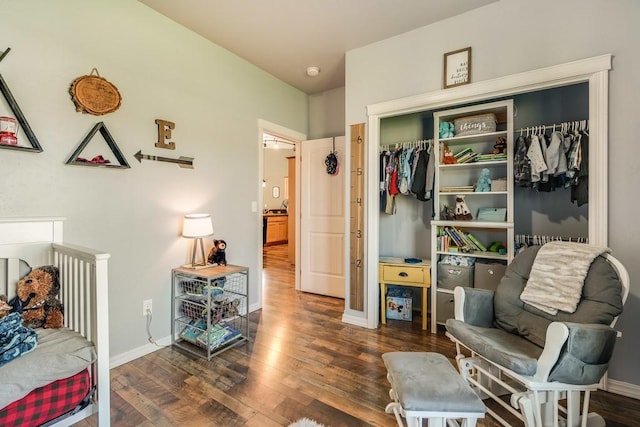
[[257, 119, 305, 307], [362, 55, 611, 330]]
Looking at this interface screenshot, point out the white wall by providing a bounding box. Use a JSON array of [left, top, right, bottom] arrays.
[[0, 0, 307, 357], [346, 0, 640, 388]]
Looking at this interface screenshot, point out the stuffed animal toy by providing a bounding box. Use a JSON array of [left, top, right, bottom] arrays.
[[488, 241, 506, 254], [493, 137, 507, 154], [475, 168, 492, 192], [207, 239, 228, 266], [439, 121, 455, 139], [16, 265, 64, 329], [440, 205, 456, 221], [0, 295, 11, 319], [218, 298, 240, 318], [455, 195, 473, 220], [442, 147, 457, 165]]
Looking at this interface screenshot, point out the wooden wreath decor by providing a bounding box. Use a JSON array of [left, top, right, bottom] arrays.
[[70, 68, 121, 115]]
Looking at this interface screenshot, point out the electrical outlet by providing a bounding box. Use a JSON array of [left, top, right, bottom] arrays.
[[143, 299, 152, 316]]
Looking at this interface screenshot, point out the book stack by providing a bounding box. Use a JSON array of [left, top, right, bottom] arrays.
[[475, 153, 507, 162], [179, 320, 242, 351], [438, 226, 487, 253], [453, 147, 478, 164], [440, 185, 474, 193], [197, 323, 242, 351]]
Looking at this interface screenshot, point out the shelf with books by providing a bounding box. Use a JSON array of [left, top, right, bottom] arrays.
[[431, 99, 514, 333], [432, 220, 512, 229], [439, 130, 507, 145], [434, 250, 509, 261]]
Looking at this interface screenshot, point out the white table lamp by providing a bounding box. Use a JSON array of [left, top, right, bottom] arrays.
[[182, 213, 214, 268]]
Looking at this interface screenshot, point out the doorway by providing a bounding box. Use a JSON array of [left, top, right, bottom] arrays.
[[257, 119, 305, 310], [262, 132, 295, 254]]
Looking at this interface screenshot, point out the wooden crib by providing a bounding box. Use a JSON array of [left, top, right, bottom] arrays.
[[0, 217, 110, 426]]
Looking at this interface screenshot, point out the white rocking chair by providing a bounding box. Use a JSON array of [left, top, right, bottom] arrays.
[[446, 245, 629, 427]]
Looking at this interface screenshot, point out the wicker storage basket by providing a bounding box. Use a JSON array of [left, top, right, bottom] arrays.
[[454, 113, 497, 136]]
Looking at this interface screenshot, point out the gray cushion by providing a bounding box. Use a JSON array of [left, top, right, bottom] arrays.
[[460, 288, 495, 327], [494, 246, 623, 347], [446, 319, 542, 376], [382, 352, 486, 413], [548, 322, 617, 385]]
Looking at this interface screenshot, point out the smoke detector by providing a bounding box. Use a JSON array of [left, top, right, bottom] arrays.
[[306, 66, 320, 77]]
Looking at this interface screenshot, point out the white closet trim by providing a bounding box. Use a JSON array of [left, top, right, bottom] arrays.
[[361, 54, 611, 332]]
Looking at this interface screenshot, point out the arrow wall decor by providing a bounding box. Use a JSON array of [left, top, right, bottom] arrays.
[[134, 150, 194, 169]]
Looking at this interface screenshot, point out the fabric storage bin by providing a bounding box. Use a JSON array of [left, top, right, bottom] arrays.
[[386, 286, 413, 321], [437, 263, 474, 290], [436, 292, 455, 323], [454, 113, 497, 136], [474, 262, 506, 291], [491, 178, 507, 192]]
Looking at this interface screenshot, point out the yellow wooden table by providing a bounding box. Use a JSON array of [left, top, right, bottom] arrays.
[[379, 257, 431, 330]]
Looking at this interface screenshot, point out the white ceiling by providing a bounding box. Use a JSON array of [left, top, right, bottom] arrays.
[[138, 0, 497, 95]]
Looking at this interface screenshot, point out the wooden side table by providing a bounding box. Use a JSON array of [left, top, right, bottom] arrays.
[[379, 257, 431, 330]]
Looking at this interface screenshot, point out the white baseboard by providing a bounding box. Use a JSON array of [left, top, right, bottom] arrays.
[[109, 335, 171, 369], [341, 312, 369, 328], [606, 378, 640, 400], [249, 302, 261, 313], [110, 304, 262, 369]]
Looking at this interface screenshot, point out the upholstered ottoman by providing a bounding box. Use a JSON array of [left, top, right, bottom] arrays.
[[382, 352, 486, 427]]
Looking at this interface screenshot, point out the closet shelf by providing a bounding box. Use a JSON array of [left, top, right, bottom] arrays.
[[435, 251, 509, 261], [438, 130, 507, 144], [438, 159, 508, 169], [432, 220, 513, 229], [432, 99, 514, 333], [439, 191, 508, 196]]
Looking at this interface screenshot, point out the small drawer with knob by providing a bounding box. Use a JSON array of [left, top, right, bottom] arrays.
[[381, 265, 425, 284]]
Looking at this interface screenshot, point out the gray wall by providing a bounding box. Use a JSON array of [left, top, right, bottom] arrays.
[[347, 0, 640, 388], [379, 113, 433, 259], [308, 86, 345, 139], [511, 84, 589, 237], [0, 0, 308, 358]]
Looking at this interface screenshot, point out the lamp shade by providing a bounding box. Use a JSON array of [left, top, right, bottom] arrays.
[[182, 213, 214, 238]]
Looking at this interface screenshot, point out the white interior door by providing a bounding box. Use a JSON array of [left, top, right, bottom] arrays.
[[300, 136, 345, 298]]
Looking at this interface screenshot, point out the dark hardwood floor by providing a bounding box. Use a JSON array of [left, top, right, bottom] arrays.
[[75, 244, 639, 426]]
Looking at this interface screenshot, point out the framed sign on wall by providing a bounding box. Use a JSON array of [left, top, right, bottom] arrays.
[[443, 47, 471, 89]]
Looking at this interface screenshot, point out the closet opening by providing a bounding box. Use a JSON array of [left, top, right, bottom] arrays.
[[377, 83, 590, 331], [365, 54, 610, 332]]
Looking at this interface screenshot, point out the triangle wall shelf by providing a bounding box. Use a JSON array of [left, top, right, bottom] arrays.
[[66, 121, 130, 168], [0, 73, 43, 153]]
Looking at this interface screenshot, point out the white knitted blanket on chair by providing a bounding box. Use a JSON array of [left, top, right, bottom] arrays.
[[520, 241, 610, 315]]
